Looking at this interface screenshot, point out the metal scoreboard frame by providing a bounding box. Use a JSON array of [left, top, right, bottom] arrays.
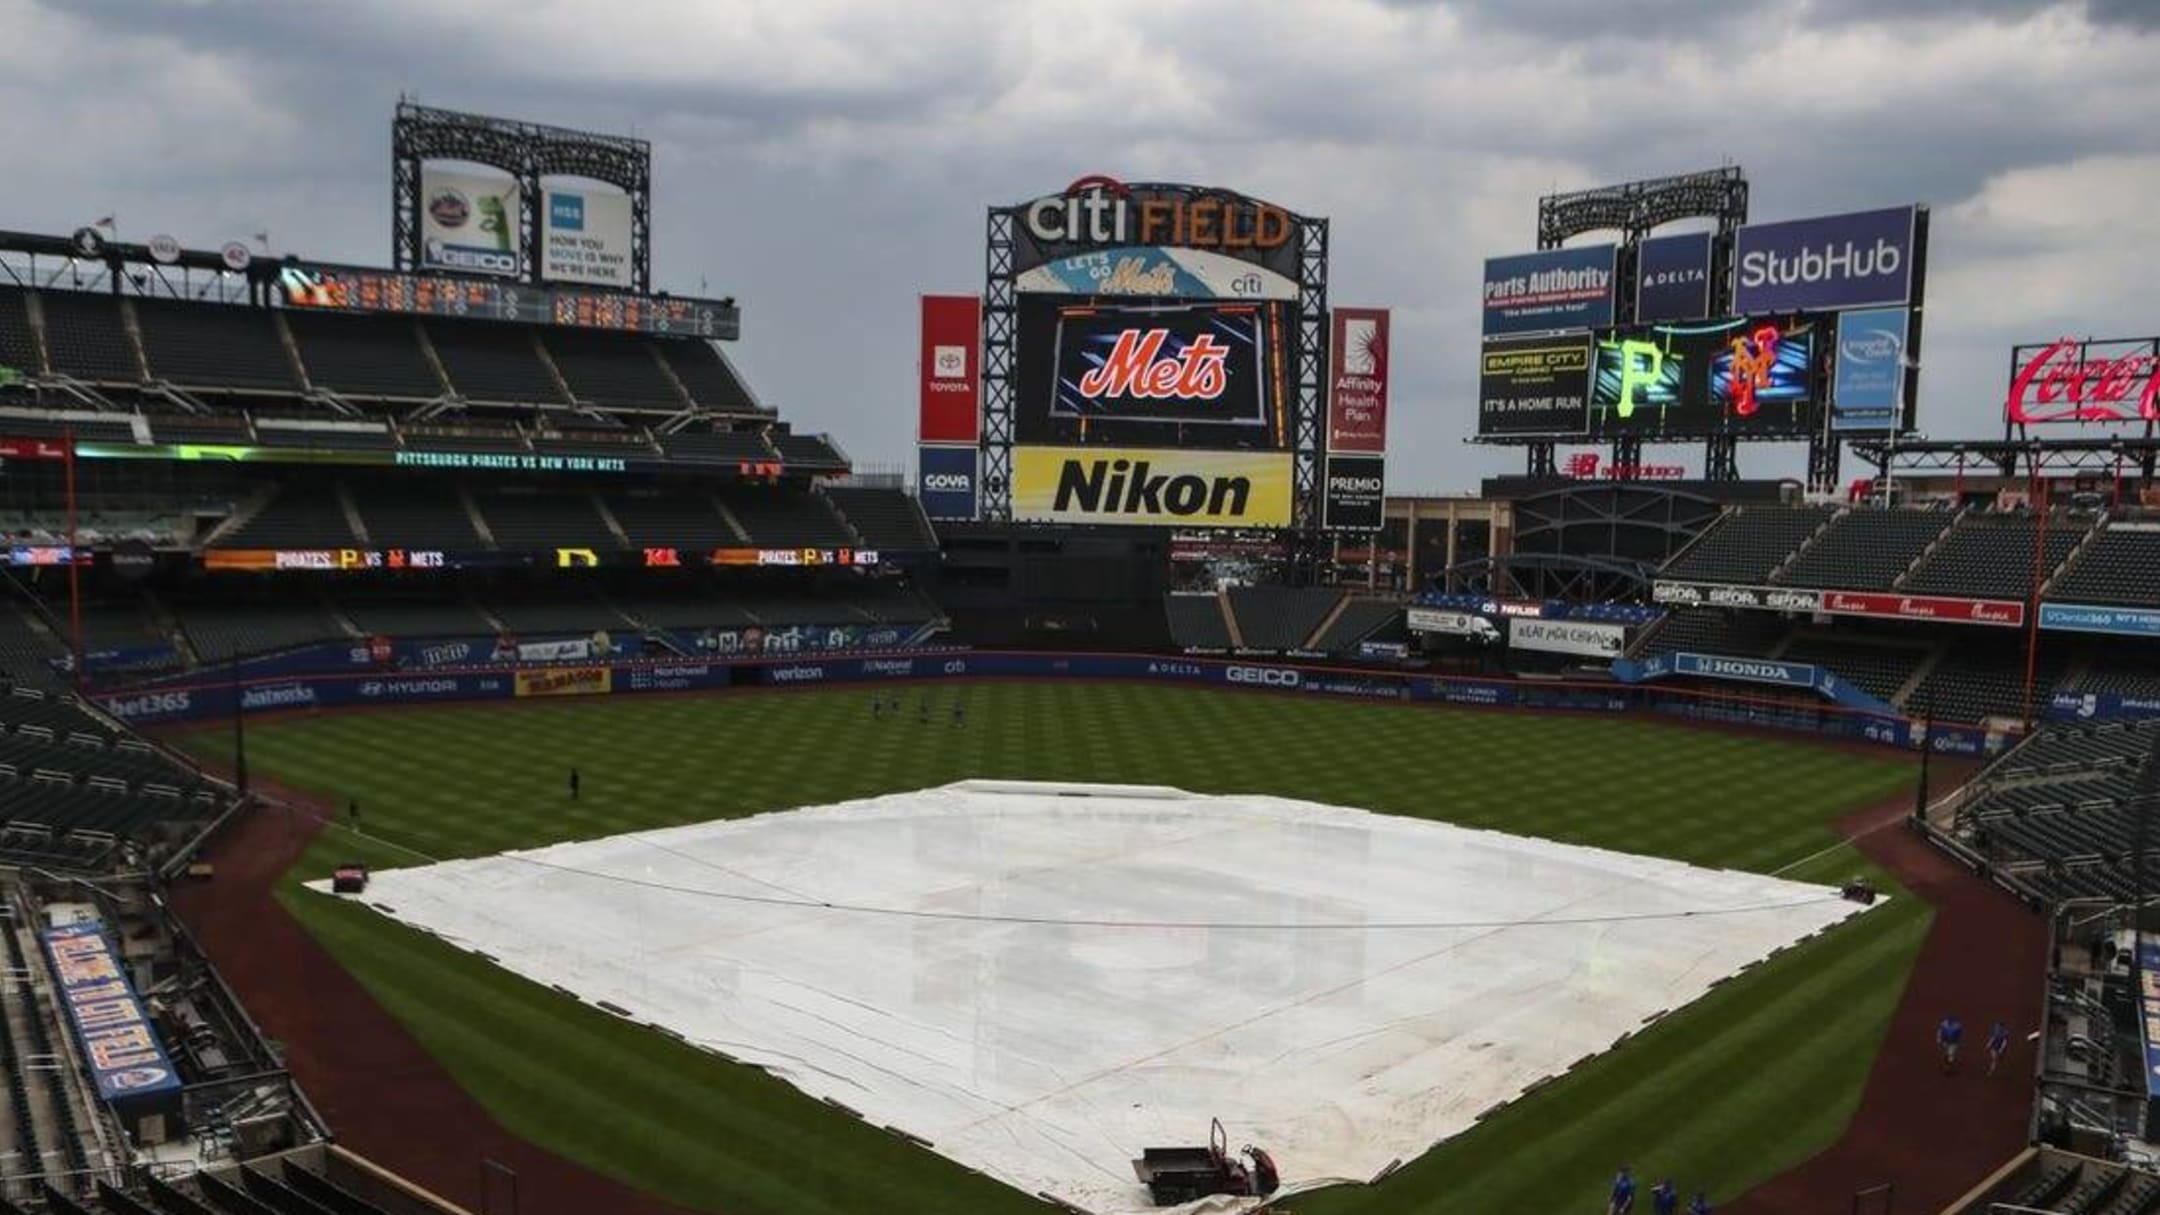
[[392, 101, 653, 295], [978, 185, 1330, 530]]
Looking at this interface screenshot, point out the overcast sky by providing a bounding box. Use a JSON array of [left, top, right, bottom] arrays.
[[5, 0, 2155, 492]]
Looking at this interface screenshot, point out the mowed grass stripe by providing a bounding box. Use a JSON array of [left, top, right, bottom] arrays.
[[175, 682, 1922, 1215]]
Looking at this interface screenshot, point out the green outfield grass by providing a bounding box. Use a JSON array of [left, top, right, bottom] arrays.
[[175, 682, 1928, 1215]]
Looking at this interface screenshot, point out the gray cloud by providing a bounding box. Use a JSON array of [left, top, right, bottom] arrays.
[[7, 0, 2159, 490]]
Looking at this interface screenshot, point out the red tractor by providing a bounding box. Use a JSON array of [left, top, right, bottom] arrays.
[[1132, 1118, 1280, 1207]]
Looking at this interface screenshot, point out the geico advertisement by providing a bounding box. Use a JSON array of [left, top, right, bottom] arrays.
[[1011, 447, 1292, 527]]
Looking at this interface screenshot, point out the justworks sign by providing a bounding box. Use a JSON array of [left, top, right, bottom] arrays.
[[1022, 176, 1293, 253], [1012, 446, 1293, 528]]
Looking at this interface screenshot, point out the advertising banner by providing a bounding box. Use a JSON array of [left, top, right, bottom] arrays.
[[42, 922, 184, 1103], [1009, 177, 1300, 280], [1674, 651, 1817, 688], [2038, 601, 2160, 638], [1635, 231, 1715, 323], [917, 444, 979, 521], [1478, 335, 1593, 435], [1832, 307, 1910, 432], [1326, 308, 1390, 453], [1590, 315, 1821, 435], [1732, 206, 1918, 313], [919, 295, 983, 444], [1407, 608, 1490, 636], [1652, 582, 1823, 612], [540, 186, 634, 287], [420, 165, 520, 278], [1015, 247, 1298, 300], [2047, 690, 2160, 722], [1045, 302, 1270, 426], [1321, 453, 1385, 531], [1482, 245, 1618, 337], [1820, 590, 2024, 628], [1012, 446, 1293, 528], [1509, 617, 1625, 659], [514, 666, 613, 698], [2005, 338, 2160, 426]]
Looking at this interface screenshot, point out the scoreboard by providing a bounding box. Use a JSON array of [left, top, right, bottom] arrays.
[[278, 264, 740, 340]]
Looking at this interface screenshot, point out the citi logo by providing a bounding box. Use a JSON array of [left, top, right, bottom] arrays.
[[1226, 666, 1300, 687], [1739, 238, 1902, 288]]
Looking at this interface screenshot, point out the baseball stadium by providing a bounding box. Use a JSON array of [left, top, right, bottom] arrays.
[[0, 91, 2151, 1215]]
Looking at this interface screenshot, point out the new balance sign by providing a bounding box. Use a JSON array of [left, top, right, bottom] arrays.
[[1012, 446, 1291, 528]]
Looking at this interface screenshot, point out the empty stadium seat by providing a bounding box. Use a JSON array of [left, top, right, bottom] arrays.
[[133, 298, 297, 392], [218, 483, 360, 549], [718, 487, 854, 547], [659, 340, 761, 412], [1779, 508, 1956, 590], [2049, 523, 2160, 608], [470, 487, 620, 551], [1315, 599, 1403, 653], [543, 330, 685, 409], [175, 597, 348, 662], [285, 313, 443, 400], [0, 287, 43, 376], [823, 487, 937, 551], [1166, 593, 1232, 650], [603, 492, 743, 548], [425, 320, 565, 403], [37, 292, 139, 384], [339, 593, 495, 639], [348, 482, 484, 548], [1902, 513, 2088, 600], [1777, 635, 1930, 703], [657, 429, 776, 464], [1659, 505, 1835, 585], [772, 433, 848, 471], [1228, 586, 1341, 651]]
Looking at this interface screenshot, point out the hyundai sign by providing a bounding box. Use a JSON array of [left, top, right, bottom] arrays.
[[1733, 206, 1919, 313]]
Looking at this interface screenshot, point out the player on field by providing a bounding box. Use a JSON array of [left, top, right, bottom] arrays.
[[1987, 1020, 2012, 1075], [1936, 1014, 1963, 1073], [1688, 1192, 1713, 1215], [1608, 1166, 1636, 1214], [1651, 1177, 1677, 1215], [569, 766, 581, 801]]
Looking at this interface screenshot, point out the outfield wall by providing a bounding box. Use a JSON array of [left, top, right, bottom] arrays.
[[96, 649, 2008, 757]]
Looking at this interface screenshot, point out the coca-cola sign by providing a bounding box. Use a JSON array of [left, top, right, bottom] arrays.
[[1821, 590, 2025, 628], [2006, 337, 2160, 425]]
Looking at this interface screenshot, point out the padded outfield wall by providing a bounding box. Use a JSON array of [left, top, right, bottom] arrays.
[[94, 648, 2012, 758]]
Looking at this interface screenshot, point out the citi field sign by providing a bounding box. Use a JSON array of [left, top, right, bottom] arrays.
[[1020, 175, 1295, 253]]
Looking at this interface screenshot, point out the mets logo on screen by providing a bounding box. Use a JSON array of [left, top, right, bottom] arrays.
[[1080, 329, 1229, 401]]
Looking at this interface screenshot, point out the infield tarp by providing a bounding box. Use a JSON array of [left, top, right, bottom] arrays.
[[321, 781, 1871, 1214]]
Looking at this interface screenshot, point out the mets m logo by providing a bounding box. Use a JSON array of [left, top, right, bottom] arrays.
[[1725, 325, 1781, 417]]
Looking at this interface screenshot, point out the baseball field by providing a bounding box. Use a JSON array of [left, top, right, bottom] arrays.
[[172, 681, 1927, 1214]]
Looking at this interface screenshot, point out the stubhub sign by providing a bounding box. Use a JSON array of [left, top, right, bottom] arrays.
[[1733, 205, 1918, 313]]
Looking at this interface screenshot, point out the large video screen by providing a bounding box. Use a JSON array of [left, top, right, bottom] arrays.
[[1588, 314, 1822, 435], [1016, 297, 1291, 449]]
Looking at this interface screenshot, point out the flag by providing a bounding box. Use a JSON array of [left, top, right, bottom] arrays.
[[252, 231, 270, 248], [92, 216, 114, 230]]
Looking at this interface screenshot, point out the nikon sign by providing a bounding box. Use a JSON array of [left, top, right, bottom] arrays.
[[1011, 446, 1292, 528]]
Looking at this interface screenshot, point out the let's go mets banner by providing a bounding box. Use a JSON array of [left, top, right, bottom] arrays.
[[514, 666, 613, 698]]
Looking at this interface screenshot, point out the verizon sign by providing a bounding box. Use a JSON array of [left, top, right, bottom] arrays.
[[1510, 617, 1625, 659], [1821, 590, 2025, 628], [2005, 337, 2160, 425]]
